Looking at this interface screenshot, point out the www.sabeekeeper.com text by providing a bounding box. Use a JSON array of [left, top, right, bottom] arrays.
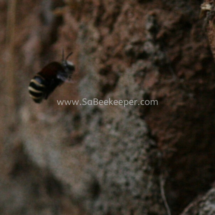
[[57, 98, 158, 107]]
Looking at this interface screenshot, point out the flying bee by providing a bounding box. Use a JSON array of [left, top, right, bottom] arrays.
[[28, 51, 75, 103]]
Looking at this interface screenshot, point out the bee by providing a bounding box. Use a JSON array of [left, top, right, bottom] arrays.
[[28, 51, 75, 103]]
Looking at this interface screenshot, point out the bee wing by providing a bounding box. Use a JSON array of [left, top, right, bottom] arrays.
[[39, 62, 63, 78], [57, 72, 74, 83]]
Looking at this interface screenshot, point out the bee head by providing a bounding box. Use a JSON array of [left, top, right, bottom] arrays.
[[62, 51, 75, 73], [64, 60, 75, 73]]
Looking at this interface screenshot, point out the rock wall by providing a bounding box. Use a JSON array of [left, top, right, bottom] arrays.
[[1, 0, 215, 215]]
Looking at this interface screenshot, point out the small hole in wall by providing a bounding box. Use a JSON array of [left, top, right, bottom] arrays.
[[45, 175, 63, 196], [89, 179, 101, 199]]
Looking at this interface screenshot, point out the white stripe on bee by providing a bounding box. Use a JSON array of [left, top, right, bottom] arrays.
[[66, 61, 74, 66], [30, 79, 45, 87], [29, 94, 43, 100], [28, 86, 43, 93]]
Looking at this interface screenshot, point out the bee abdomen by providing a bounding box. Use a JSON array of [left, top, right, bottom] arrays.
[[29, 75, 46, 103]]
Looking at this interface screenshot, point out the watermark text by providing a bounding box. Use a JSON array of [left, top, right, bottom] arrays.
[[57, 98, 158, 107]]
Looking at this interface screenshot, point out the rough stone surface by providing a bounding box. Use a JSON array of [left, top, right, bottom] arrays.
[[181, 188, 215, 215], [1, 0, 215, 215]]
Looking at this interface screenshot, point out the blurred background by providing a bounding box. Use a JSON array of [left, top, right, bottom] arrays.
[[1, 0, 215, 215]]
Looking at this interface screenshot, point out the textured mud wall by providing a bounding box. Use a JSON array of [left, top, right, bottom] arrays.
[[1, 0, 215, 215], [181, 188, 215, 215]]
